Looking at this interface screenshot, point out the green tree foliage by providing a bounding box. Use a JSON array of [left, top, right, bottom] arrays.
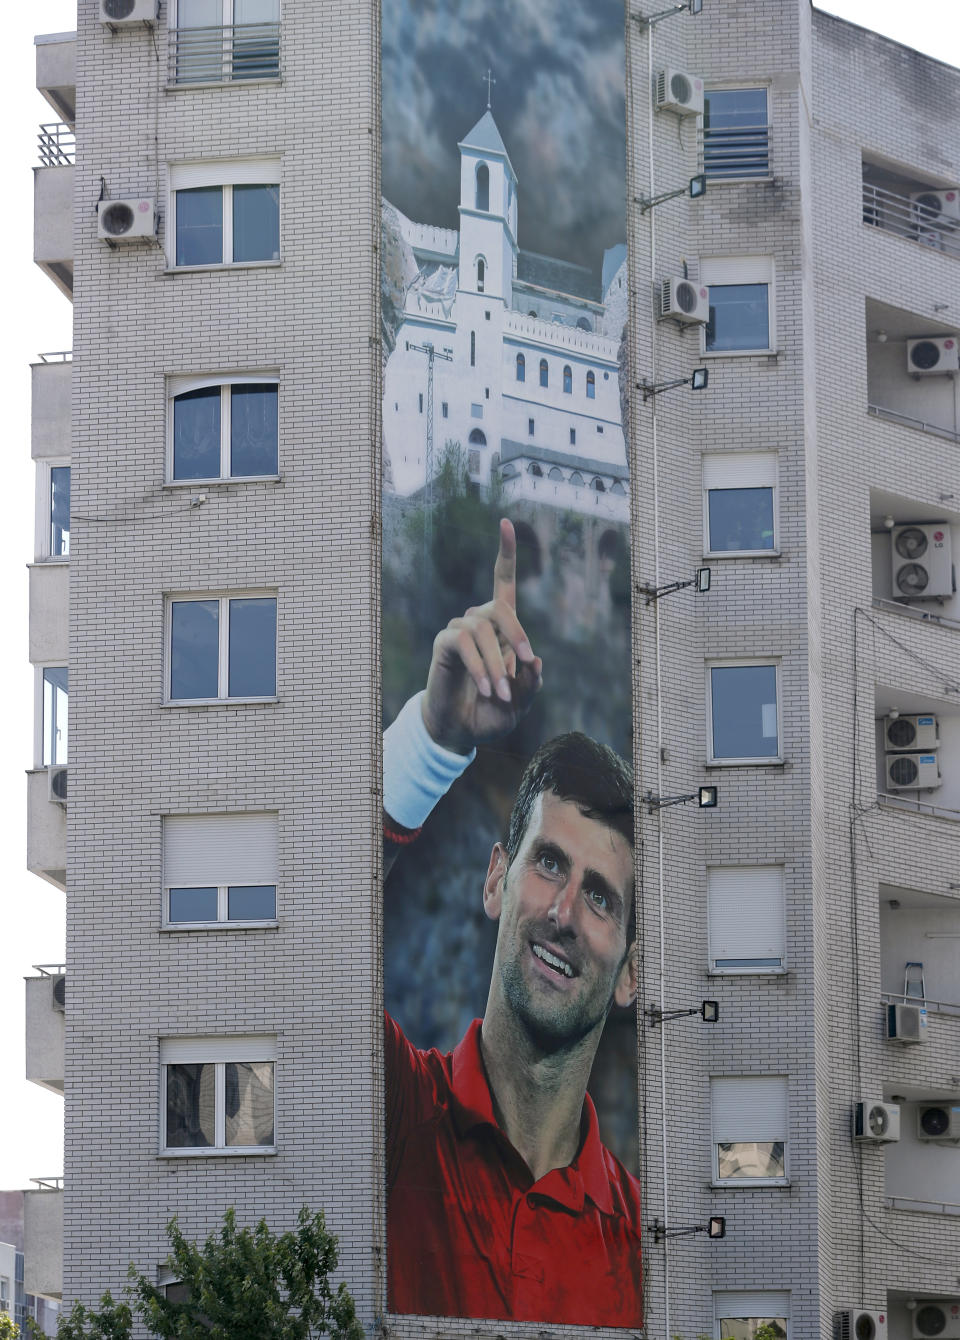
[[0, 1314, 20, 1339], [53, 1209, 362, 1340]]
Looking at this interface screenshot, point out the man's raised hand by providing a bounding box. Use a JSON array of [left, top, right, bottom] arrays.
[[420, 518, 543, 755]]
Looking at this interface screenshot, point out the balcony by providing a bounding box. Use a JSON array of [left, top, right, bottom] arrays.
[[31, 355, 73, 461], [865, 299, 960, 446], [26, 770, 66, 891], [33, 140, 74, 299], [35, 31, 76, 126], [863, 156, 960, 261], [25, 968, 65, 1096], [23, 1180, 63, 1301], [167, 22, 280, 85], [875, 688, 960, 821], [870, 491, 960, 626]]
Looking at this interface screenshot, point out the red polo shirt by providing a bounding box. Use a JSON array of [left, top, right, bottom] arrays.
[[385, 1012, 643, 1327]]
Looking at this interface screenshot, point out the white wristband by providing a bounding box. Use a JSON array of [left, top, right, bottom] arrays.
[[383, 691, 476, 831]]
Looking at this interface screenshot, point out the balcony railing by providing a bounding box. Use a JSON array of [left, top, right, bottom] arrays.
[[168, 23, 280, 85], [868, 403, 960, 445], [862, 181, 960, 258], [886, 1195, 960, 1216], [700, 123, 770, 179], [872, 596, 960, 634], [37, 123, 75, 167], [882, 990, 960, 1019]]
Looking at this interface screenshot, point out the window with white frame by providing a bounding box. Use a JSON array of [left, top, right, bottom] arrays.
[[708, 660, 780, 763], [703, 88, 770, 180], [169, 159, 280, 268], [172, 0, 280, 85], [701, 257, 773, 353], [714, 1291, 789, 1339], [40, 666, 68, 766], [703, 453, 777, 554], [163, 812, 278, 926], [161, 1035, 275, 1153], [168, 594, 276, 702], [711, 1076, 788, 1184], [0, 1276, 9, 1312], [169, 376, 278, 481], [40, 463, 71, 558], [708, 866, 785, 973]]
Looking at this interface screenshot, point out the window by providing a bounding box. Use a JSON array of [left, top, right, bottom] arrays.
[[0, 1276, 9, 1312], [172, 0, 280, 84], [470, 332, 476, 366], [161, 1035, 276, 1153], [470, 403, 483, 419], [569, 428, 576, 445], [527, 463, 543, 477], [41, 667, 68, 766], [586, 370, 596, 399], [163, 812, 278, 927], [475, 163, 489, 211], [170, 378, 278, 481], [516, 353, 525, 382], [468, 429, 486, 446], [701, 257, 773, 353], [703, 452, 777, 554], [539, 359, 548, 388], [441, 401, 448, 418], [49, 466, 70, 557], [168, 594, 276, 702], [591, 477, 605, 492], [549, 466, 563, 481], [711, 1077, 788, 1184], [476, 258, 485, 292], [170, 158, 280, 267], [708, 866, 785, 973], [528, 418, 535, 436], [562, 365, 572, 394], [714, 1292, 789, 1340], [703, 88, 770, 180], [708, 661, 780, 762]]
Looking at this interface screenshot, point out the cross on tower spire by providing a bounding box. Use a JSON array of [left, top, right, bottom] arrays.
[[482, 68, 496, 110]]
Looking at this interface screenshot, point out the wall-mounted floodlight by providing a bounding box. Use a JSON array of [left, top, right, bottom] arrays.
[[637, 568, 711, 603], [633, 0, 703, 29], [649, 1215, 725, 1245], [645, 786, 717, 812], [646, 1000, 719, 1027], [639, 368, 708, 403], [635, 175, 707, 214]]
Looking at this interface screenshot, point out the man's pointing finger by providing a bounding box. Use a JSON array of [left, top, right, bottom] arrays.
[[492, 517, 517, 610]]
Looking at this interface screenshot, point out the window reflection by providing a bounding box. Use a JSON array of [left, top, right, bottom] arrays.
[[710, 664, 779, 759], [708, 486, 774, 551], [717, 1140, 785, 1179], [42, 667, 68, 766], [50, 467, 70, 557], [706, 283, 769, 351]]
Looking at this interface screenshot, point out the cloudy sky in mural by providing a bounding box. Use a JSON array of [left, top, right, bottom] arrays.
[[382, 0, 626, 276]]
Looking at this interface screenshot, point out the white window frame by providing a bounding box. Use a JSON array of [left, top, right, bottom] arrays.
[[702, 452, 778, 557], [701, 84, 772, 184], [168, 157, 281, 270], [700, 256, 775, 356], [166, 373, 280, 484], [708, 865, 786, 975], [35, 663, 69, 768], [710, 1076, 789, 1187], [35, 458, 71, 562], [160, 1035, 276, 1156], [172, 0, 280, 24], [162, 812, 279, 929], [165, 591, 278, 705], [706, 658, 782, 765], [714, 1291, 790, 1339]]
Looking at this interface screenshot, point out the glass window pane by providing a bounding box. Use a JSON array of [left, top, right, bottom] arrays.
[[232, 184, 280, 262], [173, 387, 222, 480], [176, 186, 223, 266], [171, 600, 220, 700], [168, 887, 219, 922], [179, 0, 220, 23], [715, 957, 782, 969], [42, 667, 68, 766], [717, 1140, 785, 1179], [165, 1063, 215, 1147], [228, 598, 276, 697], [175, 0, 222, 83], [227, 885, 276, 920], [708, 487, 774, 551], [706, 284, 769, 351], [230, 384, 278, 476], [711, 665, 778, 759], [50, 467, 71, 557], [233, 0, 279, 79], [720, 1319, 787, 1340], [224, 1061, 274, 1145], [704, 88, 769, 179]]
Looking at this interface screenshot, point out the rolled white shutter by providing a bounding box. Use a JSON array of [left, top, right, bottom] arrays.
[[714, 1291, 790, 1321], [703, 451, 777, 490], [700, 255, 774, 286], [160, 1035, 276, 1063], [708, 866, 785, 963], [711, 1076, 788, 1142], [163, 813, 278, 886], [170, 157, 281, 190]]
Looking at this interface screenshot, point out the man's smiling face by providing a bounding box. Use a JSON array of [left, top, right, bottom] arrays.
[[483, 791, 636, 1054]]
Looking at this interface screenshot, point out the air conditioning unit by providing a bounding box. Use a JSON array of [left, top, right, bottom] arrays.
[[917, 1104, 960, 1143], [97, 199, 157, 243], [884, 714, 939, 751], [885, 753, 941, 791], [911, 188, 960, 227], [655, 68, 704, 116], [657, 277, 709, 325], [886, 1001, 927, 1043], [835, 1309, 887, 1340], [47, 765, 68, 806], [853, 1100, 900, 1143], [52, 975, 66, 1013], [907, 336, 960, 376], [98, 0, 158, 23], [891, 523, 954, 600], [913, 1301, 960, 1339]]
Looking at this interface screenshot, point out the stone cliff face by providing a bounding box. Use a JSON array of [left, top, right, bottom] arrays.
[[381, 202, 420, 493]]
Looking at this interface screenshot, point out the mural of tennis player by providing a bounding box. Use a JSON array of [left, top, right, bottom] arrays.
[[383, 518, 642, 1327]]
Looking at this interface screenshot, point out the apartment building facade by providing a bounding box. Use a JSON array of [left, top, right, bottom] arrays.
[[24, 2, 960, 1338]]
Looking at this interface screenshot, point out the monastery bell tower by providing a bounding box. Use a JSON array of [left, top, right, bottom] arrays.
[[457, 102, 518, 307]]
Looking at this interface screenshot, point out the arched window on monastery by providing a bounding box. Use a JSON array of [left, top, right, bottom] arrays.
[[562, 365, 572, 394], [476, 163, 490, 211], [469, 429, 487, 446], [569, 471, 584, 486], [577, 316, 592, 331], [528, 310, 538, 318], [586, 370, 596, 399], [611, 480, 626, 496], [527, 462, 543, 477], [591, 477, 606, 492], [516, 353, 525, 382], [548, 466, 563, 481], [539, 359, 548, 388], [476, 258, 485, 292]]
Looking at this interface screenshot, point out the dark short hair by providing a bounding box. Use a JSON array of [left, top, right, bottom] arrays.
[[505, 733, 634, 865]]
